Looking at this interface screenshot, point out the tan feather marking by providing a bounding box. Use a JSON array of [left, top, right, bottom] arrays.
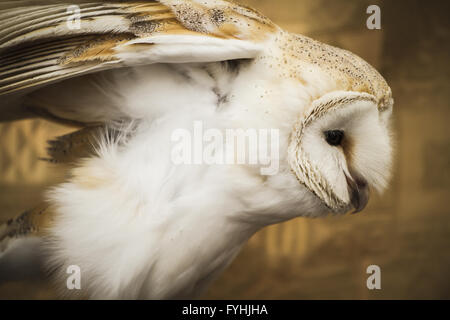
[[341, 135, 355, 167], [0, 38, 88, 66], [279, 32, 392, 110], [59, 34, 135, 64], [216, 22, 240, 38], [1, 204, 56, 240], [212, 6, 277, 40], [44, 126, 103, 164], [130, 11, 176, 22], [164, 0, 277, 41]]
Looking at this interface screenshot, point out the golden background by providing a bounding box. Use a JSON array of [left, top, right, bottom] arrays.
[[1, 0, 449, 299]]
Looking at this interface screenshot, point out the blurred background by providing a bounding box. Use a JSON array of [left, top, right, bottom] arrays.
[[0, 0, 449, 299]]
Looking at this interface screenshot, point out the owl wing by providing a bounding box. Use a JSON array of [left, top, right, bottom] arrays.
[[0, 0, 277, 122]]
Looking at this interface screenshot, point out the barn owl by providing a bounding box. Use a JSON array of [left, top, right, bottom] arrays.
[[0, 0, 394, 299]]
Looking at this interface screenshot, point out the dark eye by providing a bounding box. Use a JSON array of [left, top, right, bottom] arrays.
[[324, 130, 344, 146]]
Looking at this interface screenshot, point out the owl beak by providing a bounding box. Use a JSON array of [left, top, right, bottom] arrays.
[[345, 173, 370, 214]]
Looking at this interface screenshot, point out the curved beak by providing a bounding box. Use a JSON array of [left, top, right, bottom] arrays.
[[345, 172, 370, 214]]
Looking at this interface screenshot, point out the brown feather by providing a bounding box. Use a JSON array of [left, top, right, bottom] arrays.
[[0, 204, 55, 242], [44, 126, 104, 164]]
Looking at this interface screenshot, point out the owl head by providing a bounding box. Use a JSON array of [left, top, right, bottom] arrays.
[[284, 33, 394, 215], [288, 90, 393, 215]]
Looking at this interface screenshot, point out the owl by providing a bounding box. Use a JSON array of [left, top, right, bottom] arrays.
[[0, 0, 394, 299]]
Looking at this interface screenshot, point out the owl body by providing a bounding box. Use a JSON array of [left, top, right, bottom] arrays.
[[44, 59, 330, 298], [0, 0, 393, 299]]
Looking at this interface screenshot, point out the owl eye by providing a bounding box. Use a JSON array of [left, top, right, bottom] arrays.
[[324, 130, 344, 146]]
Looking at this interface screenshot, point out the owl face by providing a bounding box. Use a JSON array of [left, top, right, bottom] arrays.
[[288, 91, 393, 214]]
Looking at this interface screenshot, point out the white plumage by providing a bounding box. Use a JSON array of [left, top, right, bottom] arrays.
[[0, 0, 394, 299]]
